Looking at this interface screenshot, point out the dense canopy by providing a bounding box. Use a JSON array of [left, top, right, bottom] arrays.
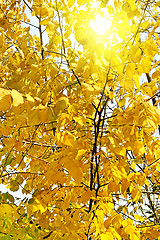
[[0, 0, 160, 239]]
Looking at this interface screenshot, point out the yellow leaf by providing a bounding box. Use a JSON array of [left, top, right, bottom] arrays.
[[131, 188, 141, 202], [70, 166, 83, 184], [130, 233, 139, 240], [120, 77, 134, 92], [46, 21, 56, 35], [0, 204, 13, 217], [140, 83, 152, 97], [35, 199, 47, 214], [0, 89, 11, 111], [130, 124, 135, 135], [40, 19, 49, 25], [147, 118, 157, 130], [113, 146, 126, 157], [75, 28, 88, 45], [11, 89, 24, 107], [77, 149, 87, 157], [27, 199, 47, 214], [133, 141, 145, 156], [125, 225, 135, 234], [118, 97, 126, 107], [40, 4, 49, 18], [133, 75, 140, 89], [74, 116, 85, 126], [104, 217, 112, 229], [61, 131, 76, 146], [38, 104, 49, 123], [152, 70, 160, 79], [140, 57, 151, 72], [126, 63, 135, 78], [28, 108, 40, 126], [26, 94, 35, 103], [121, 178, 130, 195], [54, 97, 68, 115], [48, 7, 54, 18], [48, 62, 59, 76], [132, 47, 141, 62], [10, 181, 19, 192], [141, 20, 150, 29], [134, 214, 144, 222], [68, 0, 74, 8], [81, 190, 93, 203], [108, 181, 119, 193], [82, 83, 94, 92], [101, 232, 113, 240], [114, 231, 121, 240]]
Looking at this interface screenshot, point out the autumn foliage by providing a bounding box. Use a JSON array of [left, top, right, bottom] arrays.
[[0, 0, 160, 239]]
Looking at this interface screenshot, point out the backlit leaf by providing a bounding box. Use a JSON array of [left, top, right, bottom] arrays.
[[11, 90, 24, 107]]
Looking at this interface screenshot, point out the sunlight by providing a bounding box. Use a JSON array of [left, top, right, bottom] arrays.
[[89, 13, 112, 35]]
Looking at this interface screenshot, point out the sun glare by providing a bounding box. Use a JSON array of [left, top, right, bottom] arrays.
[[89, 13, 112, 35]]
